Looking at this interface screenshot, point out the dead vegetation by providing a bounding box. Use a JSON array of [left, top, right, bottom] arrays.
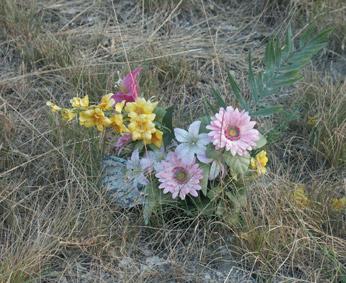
[[0, 0, 345, 282]]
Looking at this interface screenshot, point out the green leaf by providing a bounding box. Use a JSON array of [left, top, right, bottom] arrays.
[[162, 106, 173, 129], [211, 88, 226, 108], [200, 164, 210, 196], [216, 201, 226, 217], [228, 72, 248, 110], [203, 97, 217, 114], [199, 115, 211, 133], [143, 181, 159, 225], [154, 106, 166, 123], [284, 24, 294, 54], [190, 197, 215, 216], [162, 106, 174, 147], [254, 133, 267, 149], [224, 189, 247, 225], [143, 180, 175, 225], [248, 51, 258, 102], [252, 106, 283, 117], [225, 190, 247, 211], [205, 146, 223, 161], [224, 154, 250, 177], [134, 141, 144, 152], [245, 26, 330, 118], [207, 185, 223, 200]]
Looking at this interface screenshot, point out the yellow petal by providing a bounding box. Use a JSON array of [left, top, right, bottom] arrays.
[[292, 186, 310, 208], [115, 101, 125, 113], [80, 95, 89, 108], [151, 129, 163, 148], [125, 98, 157, 115], [99, 93, 114, 111], [331, 197, 346, 211], [46, 101, 62, 113], [61, 109, 76, 121]]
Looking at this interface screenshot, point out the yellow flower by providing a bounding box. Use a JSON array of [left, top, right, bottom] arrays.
[[46, 101, 61, 113], [110, 114, 128, 133], [61, 109, 76, 121], [292, 186, 310, 208], [307, 116, 317, 126], [70, 95, 89, 109], [125, 98, 158, 115], [250, 150, 268, 175], [115, 101, 125, 113], [151, 129, 163, 148], [79, 107, 111, 131], [99, 93, 114, 111], [128, 113, 156, 144], [331, 197, 346, 211]]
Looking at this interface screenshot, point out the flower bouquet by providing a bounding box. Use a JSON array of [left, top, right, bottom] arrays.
[[47, 26, 329, 224]]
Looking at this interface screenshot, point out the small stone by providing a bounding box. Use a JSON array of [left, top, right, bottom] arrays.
[[118, 257, 135, 269], [145, 255, 166, 267]]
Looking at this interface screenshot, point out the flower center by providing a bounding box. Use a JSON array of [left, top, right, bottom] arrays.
[[226, 126, 240, 141], [189, 136, 198, 145], [173, 167, 189, 184]]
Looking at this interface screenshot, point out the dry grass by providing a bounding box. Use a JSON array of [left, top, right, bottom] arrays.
[[232, 174, 346, 281], [0, 0, 345, 282], [298, 75, 346, 167]]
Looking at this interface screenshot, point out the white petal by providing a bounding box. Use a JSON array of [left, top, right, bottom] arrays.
[[176, 145, 195, 164], [140, 158, 152, 171], [188, 120, 201, 137], [182, 150, 195, 165], [174, 128, 190, 143], [172, 191, 179, 199], [138, 174, 149, 186], [209, 161, 221, 180], [176, 143, 189, 157], [197, 152, 212, 164], [194, 144, 205, 157], [131, 149, 140, 161], [176, 144, 195, 164], [197, 133, 211, 145]]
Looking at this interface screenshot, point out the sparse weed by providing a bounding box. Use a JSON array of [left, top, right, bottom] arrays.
[[302, 76, 346, 167], [232, 176, 346, 281]]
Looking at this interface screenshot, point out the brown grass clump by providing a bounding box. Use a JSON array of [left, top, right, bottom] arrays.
[[303, 77, 346, 167], [252, 0, 346, 54], [231, 174, 346, 281]]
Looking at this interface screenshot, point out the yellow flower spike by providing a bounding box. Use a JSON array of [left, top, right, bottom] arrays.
[[115, 100, 125, 113], [125, 98, 158, 115], [331, 197, 346, 211], [46, 101, 61, 113], [128, 114, 156, 143], [99, 93, 115, 111], [70, 95, 89, 109], [61, 109, 76, 121], [110, 114, 128, 133], [79, 107, 111, 131], [292, 185, 310, 208], [250, 150, 268, 175], [151, 129, 163, 148]]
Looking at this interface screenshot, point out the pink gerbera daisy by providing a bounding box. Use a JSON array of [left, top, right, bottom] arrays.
[[206, 106, 259, 156], [155, 152, 203, 200], [112, 67, 142, 103]]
